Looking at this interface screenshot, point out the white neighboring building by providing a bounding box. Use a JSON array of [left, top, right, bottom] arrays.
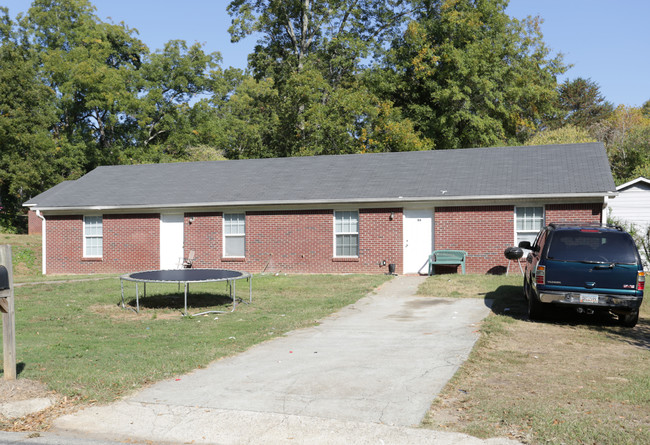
[[609, 177, 650, 227], [608, 176, 650, 266]]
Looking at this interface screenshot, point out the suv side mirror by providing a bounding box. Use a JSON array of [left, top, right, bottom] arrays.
[[518, 241, 532, 250]]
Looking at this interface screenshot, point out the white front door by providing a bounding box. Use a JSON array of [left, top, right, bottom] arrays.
[[160, 214, 184, 269], [403, 209, 433, 274]]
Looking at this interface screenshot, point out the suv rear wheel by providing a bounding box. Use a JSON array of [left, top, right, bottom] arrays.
[[524, 279, 545, 321], [619, 310, 639, 328]]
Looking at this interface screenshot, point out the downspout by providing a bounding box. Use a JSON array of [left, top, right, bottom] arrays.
[[35, 210, 46, 275], [602, 196, 609, 225]]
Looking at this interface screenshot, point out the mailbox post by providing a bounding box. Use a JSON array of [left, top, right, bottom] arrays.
[[0, 245, 16, 380]]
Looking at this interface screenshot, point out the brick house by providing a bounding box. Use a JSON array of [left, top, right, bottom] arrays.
[[24, 143, 616, 275]]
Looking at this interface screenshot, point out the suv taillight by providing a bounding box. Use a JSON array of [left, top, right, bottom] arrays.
[[639, 271, 645, 291], [536, 265, 546, 285]]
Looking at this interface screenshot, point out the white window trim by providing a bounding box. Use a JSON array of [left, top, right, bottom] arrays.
[[333, 210, 359, 258], [83, 215, 103, 258], [514, 205, 545, 245], [223, 212, 246, 258]]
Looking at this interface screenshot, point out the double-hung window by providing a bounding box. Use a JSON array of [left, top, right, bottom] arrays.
[[334, 211, 359, 257], [84, 215, 103, 257], [515, 206, 544, 245], [224, 213, 246, 257]]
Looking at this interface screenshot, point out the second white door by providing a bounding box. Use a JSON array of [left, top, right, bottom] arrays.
[[403, 209, 433, 274]]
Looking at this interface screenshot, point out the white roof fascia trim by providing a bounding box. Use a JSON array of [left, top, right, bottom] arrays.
[[29, 192, 616, 212], [616, 176, 650, 190]]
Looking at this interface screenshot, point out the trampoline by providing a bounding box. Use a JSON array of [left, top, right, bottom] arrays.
[[120, 268, 252, 316]]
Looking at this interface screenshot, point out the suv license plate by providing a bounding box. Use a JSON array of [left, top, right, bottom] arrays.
[[579, 294, 599, 304]]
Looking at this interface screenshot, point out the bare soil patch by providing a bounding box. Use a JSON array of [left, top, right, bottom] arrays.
[[0, 379, 51, 403]]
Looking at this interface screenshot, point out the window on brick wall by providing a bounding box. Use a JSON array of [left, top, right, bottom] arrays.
[[83, 215, 103, 257], [515, 206, 544, 245], [224, 213, 245, 257], [334, 211, 359, 257]]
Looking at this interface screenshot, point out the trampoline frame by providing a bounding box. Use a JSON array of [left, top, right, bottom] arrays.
[[120, 268, 252, 316]]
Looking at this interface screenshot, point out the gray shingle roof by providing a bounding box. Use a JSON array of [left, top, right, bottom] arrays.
[[24, 143, 616, 210]]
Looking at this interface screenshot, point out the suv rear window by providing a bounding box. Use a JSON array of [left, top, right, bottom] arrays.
[[547, 231, 639, 264]]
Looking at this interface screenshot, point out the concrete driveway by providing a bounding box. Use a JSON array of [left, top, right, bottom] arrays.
[[50, 276, 518, 444]]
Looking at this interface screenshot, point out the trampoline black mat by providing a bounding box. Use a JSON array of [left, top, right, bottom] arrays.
[[124, 268, 246, 283], [120, 268, 252, 316]]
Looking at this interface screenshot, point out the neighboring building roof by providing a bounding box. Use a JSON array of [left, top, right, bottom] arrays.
[[24, 143, 616, 211], [616, 176, 650, 191]]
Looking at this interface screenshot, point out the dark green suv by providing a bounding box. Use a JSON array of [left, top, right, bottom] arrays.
[[519, 224, 645, 327]]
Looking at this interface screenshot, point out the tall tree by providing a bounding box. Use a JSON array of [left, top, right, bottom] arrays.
[[0, 1, 227, 230], [381, 0, 566, 150], [0, 7, 59, 230], [228, 0, 413, 78], [226, 0, 426, 157], [22, 0, 147, 168], [554, 77, 613, 129], [594, 105, 650, 181], [641, 99, 650, 118], [134, 40, 222, 160]]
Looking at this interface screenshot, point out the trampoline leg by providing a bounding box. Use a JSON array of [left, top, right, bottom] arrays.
[[120, 279, 125, 308], [249, 276, 252, 304], [232, 279, 236, 312], [144, 282, 146, 299], [135, 282, 140, 313], [184, 282, 188, 316]]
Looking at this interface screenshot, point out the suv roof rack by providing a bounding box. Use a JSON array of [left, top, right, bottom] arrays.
[[547, 222, 623, 231]]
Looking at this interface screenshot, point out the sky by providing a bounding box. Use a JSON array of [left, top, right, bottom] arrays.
[[2, 0, 648, 107]]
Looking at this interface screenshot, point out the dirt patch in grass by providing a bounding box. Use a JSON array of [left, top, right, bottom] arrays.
[[87, 303, 182, 320], [421, 275, 650, 444], [0, 379, 82, 432], [0, 379, 51, 403]]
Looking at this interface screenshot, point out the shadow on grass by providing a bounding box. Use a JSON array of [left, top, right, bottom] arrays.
[[0, 362, 26, 378], [484, 285, 528, 319], [484, 285, 650, 350], [126, 292, 235, 311], [594, 318, 650, 350]]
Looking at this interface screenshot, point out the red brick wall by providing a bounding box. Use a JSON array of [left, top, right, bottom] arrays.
[[28, 210, 42, 235], [43, 203, 601, 275], [46, 214, 159, 274], [435, 205, 514, 274], [434, 203, 603, 274], [545, 203, 602, 225], [184, 209, 402, 274], [184, 212, 222, 268]]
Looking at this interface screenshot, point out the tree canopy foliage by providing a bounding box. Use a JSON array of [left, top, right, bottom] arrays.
[[0, 0, 647, 231], [379, 0, 566, 149], [224, 0, 426, 157], [553, 77, 614, 129]]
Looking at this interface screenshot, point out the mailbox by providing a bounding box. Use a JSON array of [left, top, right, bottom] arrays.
[[0, 265, 9, 290], [0, 264, 8, 313]]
